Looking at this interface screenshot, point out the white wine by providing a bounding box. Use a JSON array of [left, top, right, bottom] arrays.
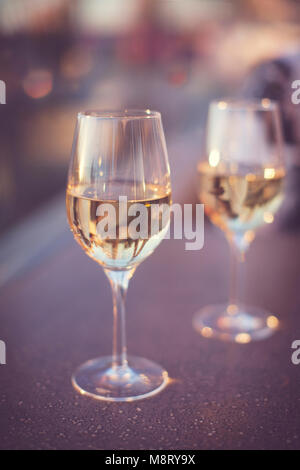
[[197, 162, 285, 234], [66, 183, 171, 270]]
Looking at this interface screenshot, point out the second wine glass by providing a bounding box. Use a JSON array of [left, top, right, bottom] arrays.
[[193, 100, 285, 343]]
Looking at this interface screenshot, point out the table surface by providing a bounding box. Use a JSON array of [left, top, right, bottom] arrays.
[[1, 134, 300, 450]]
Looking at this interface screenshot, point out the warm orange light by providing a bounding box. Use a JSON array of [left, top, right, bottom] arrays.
[[267, 315, 279, 329], [227, 304, 238, 315], [235, 333, 251, 344], [246, 173, 256, 182], [201, 327, 213, 338], [264, 168, 275, 179], [244, 230, 255, 244], [218, 101, 227, 110], [23, 69, 53, 99], [264, 212, 274, 224], [261, 98, 271, 108]]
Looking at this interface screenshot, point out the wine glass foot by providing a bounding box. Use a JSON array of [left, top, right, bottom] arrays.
[[72, 355, 169, 402], [193, 303, 279, 343]]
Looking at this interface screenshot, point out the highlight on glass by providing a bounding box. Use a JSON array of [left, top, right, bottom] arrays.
[[194, 99, 285, 343], [66, 109, 171, 401]]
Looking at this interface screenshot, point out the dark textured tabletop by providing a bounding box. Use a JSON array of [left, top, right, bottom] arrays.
[[0, 135, 300, 450]]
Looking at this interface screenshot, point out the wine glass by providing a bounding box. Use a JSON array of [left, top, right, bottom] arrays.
[[193, 99, 285, 343], [66, 109, 171, 401]]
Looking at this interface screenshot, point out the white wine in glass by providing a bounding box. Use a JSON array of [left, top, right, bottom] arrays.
[[194, 100, 285, 343], [66, 183, 171, 269], [66, 110, 171, 401]]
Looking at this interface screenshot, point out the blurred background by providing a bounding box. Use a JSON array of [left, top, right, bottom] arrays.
[[2, 1, 300, 451], [1, 0, 300, 284]]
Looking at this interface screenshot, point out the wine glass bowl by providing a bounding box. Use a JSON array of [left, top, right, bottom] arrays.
[[194, 99, 285, 342], [66, 109, 171, 401]]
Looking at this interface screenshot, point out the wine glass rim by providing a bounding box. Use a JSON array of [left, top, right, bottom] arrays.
[[211, 99, 279, 112], [78, 109, 161, 119]]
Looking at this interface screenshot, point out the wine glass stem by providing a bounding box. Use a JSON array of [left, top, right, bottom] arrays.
[[228, 236, 245, 310], [112, 281, 128, 369], [105, 269, 133, 369]]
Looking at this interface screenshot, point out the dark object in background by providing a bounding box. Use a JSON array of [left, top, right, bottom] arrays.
[[241, 52, 300, 232]]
